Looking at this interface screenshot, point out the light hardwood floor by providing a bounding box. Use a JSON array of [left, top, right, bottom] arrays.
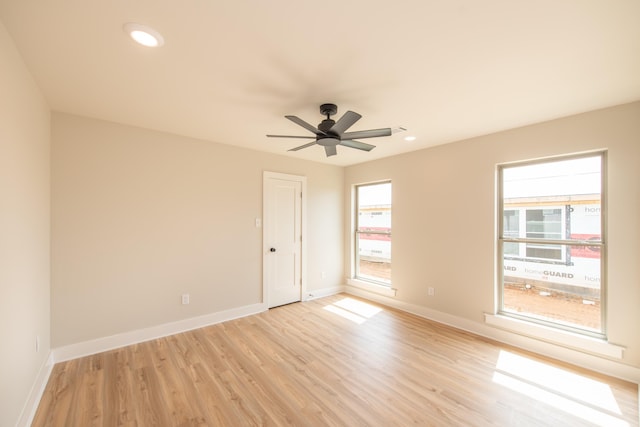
[[33, 294, 638, 426]]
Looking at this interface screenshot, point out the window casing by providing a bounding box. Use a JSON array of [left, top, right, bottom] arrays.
[[354, 181, 391, 286], [498, 153, 605, 338]]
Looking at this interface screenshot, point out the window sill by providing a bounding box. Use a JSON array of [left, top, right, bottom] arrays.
[[347, 278, 397, 297], [484, 313, 624, 359]]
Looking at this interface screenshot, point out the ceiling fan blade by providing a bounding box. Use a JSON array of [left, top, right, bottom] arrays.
[[341, 128, 392, 140], [288, 141, 317, 152], [340, 139, 376, 151], [286, 115, 326, 135], [266, 134, 316, 139], [330, 111, 362, 135], [324, 145, 337, 157]]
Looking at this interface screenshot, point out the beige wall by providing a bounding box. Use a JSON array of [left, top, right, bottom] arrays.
[[345, 102, 640, 370], [0, 21, 51, 427], [51, 113, 344, 347]]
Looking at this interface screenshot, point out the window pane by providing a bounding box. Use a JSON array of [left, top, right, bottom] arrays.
[[356, 182, 391, 285], [525, 209, 562, 240], [503, 156, 601, 200], [503, 244, 601, 332], [357, 183, 391, 231], [500, 155, 603, 335], [503, 210, 520, 255], [357, 234, 391, 284], [504, 242, 520, 256], [525, 243, 562, 260], [503, 210, 519, 235]]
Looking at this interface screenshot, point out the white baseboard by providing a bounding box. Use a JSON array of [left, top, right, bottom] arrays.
[[53, 302, 267, 363], [304, 285, 345, 301], [16, 352, 54, 427], [49, 288, 346, 364], [345, 285, 640, 384]]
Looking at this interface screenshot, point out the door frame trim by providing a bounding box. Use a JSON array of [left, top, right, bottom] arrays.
[[262, 171, 307, 306]]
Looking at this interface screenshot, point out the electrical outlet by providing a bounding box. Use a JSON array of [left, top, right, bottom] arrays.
[[428, 287, 435, 296], [182, 294, 190, 305], [255, 218, 261, 227], [321, 271, 326, 279]]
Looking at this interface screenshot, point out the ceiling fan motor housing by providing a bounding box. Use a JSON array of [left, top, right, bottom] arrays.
[[318, 119, 337, 133], [317, 104, 339, 146], [317, 118, 339, 146]]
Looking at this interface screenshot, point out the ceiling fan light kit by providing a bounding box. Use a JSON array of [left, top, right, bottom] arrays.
[[267, 103, 392, 157]]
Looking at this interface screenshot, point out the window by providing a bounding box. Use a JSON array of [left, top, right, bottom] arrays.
[[354, 181, 391, 285], [525, 208, 563, 260], [503, 210, 520, 256], [498, 153, 605, 337]]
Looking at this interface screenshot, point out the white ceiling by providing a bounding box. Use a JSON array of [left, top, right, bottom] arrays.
[[1, 1, 639, 166]]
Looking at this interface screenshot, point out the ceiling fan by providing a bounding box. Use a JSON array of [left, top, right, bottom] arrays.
[[267, 103, 392, 157]]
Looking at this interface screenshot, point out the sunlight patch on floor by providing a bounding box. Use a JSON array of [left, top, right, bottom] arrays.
[[493, 350, 628, 427], [323, 298, 383, 324]]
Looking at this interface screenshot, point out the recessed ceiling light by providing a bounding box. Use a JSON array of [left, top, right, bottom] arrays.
[[123, 23, 164, 47], [404, 136, 417, 142]]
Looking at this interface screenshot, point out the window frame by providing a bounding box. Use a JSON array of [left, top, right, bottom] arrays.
[[354, 181, 392, 286], [497, 152, 607, 339]]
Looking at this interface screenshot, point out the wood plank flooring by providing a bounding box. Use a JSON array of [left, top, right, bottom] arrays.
[[33, 294, 638, 426]]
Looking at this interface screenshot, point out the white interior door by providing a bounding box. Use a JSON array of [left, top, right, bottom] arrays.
[[264, 173, 304, 308]]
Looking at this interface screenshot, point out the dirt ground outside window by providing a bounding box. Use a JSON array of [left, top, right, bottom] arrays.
[[503, 284, 600, 331], [358, 260, 391, 282]]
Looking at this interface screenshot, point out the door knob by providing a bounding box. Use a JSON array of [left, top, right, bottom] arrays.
[[270, 248, 276, 252]]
